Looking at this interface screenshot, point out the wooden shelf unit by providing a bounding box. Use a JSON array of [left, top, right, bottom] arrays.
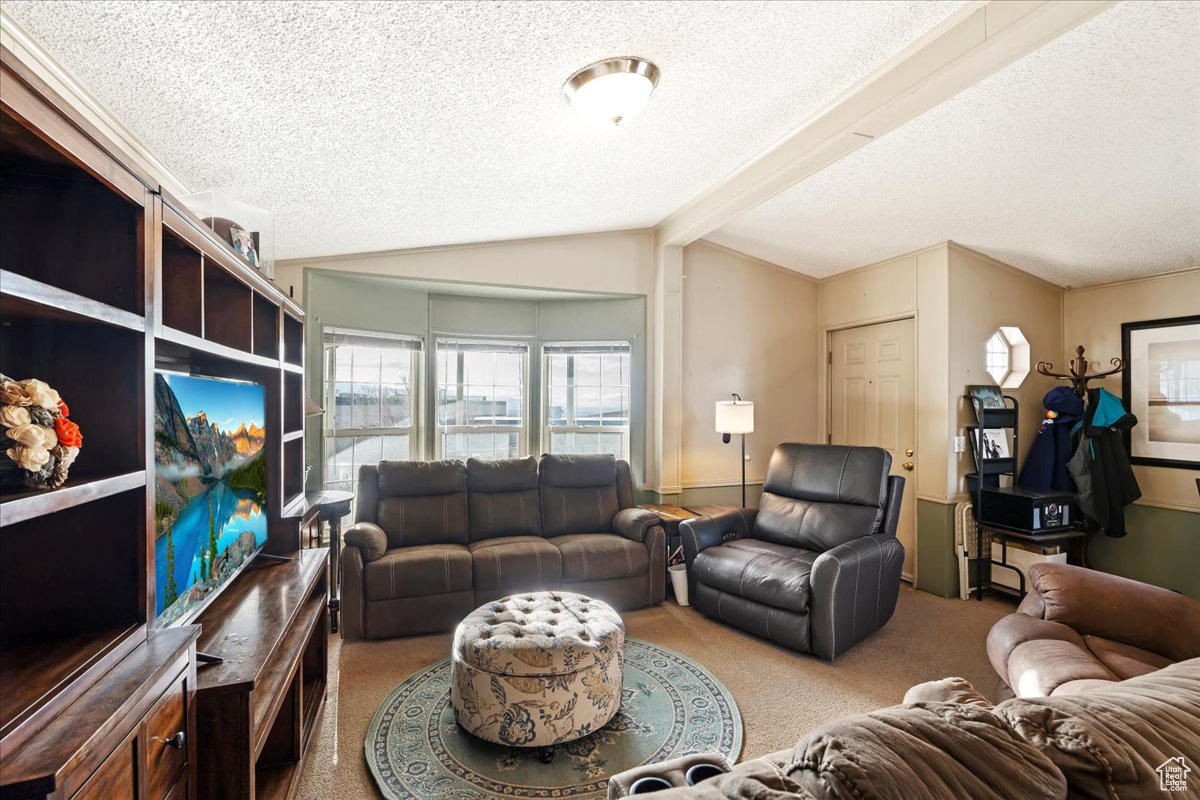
[[193, 550, 328, 800], [1, 45, 314, 800]]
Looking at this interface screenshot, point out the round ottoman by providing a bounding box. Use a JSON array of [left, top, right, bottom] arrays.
[[450, 591, 624, 755]]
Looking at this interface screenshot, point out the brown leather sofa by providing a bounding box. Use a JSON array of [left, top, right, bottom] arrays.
[[987, 561, 1200, 699], [607, 658, 1200, 798], [340, 453, 665, 640], [680, 443, 905, 659]]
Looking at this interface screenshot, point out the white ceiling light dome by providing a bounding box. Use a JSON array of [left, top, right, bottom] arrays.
[[564, 57, 660, 126]]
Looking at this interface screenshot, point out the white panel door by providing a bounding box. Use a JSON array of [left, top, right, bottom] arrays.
[[830, 318, 916, 579]]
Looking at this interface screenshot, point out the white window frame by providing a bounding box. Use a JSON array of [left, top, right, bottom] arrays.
[[543, 341, 632, 459], [322, 327, 423, 495], [435, 338, 530, 459]]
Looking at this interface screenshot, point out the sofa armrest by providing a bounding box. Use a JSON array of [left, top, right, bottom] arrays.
[[1020, 563, 1200, 662], [344, 521, 387, 563], [613, 507, 662, 543], [809, 534, 904, 660], [680, 509, 757, 601], [341, 543, 367, 640]]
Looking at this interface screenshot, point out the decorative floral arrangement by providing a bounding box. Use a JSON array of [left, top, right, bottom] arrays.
[[0, 373, 82, 490]]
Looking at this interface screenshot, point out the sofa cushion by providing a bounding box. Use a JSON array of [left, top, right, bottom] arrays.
[[364, 544, 472, 601], [469, 536, 563, 592], [377, 459, 466, 496], [371, 460, 469, 547], [549, 534, 648, 582], [755, 444, 892, 551], [467, 457, 542, 541], [788, 700, 1066, 800], [1007, 639, 1118, 697], [996, 658, 1200, 800], [539, 454, 621, 536], [1083, 635, 1173, 680], [693, 542, 816, 614]]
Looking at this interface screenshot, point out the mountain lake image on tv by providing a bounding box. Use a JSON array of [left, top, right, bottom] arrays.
[[154, 371, 267, 626]]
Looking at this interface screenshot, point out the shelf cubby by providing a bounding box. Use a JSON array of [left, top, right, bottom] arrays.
[[283, 314, 303, 368], [0, 318, 147, 485], [161, 228, 204, 337], [203, 260, 253, 352], [284, 372, 303, 433], [0, 487, 147, 738], [253, 293, 280, 359], [1, 110, 143, 315], [283, 438, 304, 506]]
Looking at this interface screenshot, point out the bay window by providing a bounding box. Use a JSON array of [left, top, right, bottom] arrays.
[[322, 327, 421, 496], [436, 338, 528, 460], [544, 342, 631, 458]]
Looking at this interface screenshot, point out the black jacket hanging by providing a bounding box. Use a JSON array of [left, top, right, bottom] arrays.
[[1067, 388, 1141, 536]]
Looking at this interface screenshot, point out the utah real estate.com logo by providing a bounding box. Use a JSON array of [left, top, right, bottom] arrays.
[[1158, 757, 1191, 792]]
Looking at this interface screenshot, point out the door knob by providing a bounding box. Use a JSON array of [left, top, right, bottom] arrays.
[[902, 461, 914, 471], [905, 449, 914, 457], [166, 731, 186, 749]]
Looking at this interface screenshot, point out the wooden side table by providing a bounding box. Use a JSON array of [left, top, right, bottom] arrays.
[[315, 490, 354, 632]]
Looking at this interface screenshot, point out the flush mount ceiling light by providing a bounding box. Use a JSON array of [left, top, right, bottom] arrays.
[[563, 57, 660, 126]]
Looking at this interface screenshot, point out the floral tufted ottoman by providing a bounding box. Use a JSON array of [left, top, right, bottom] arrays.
[[450, 591, 625, 759]]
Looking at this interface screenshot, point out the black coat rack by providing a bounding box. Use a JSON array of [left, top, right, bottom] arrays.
[[1035, 345, 1126, 398]]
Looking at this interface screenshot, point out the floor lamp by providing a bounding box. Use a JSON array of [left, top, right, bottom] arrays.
[[715, 394, 754, 507]]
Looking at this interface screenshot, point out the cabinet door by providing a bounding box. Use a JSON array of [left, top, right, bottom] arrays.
[[142, 671, 189, 800], [73, 736, 136, 800]]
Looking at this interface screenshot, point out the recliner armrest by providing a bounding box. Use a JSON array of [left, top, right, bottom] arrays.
[[809, 533, 904, 660], [679, 508, 756, 559], [344, 521, 387, 563], [612, 507, 662, 543]]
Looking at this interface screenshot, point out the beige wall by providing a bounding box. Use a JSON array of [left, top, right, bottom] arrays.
[[1064, 270, 1200, 512], [817, 245, 952, 501], [947, 244, 1062, 499], [275, 230, 655, 303], [679, 241, 819, 489]]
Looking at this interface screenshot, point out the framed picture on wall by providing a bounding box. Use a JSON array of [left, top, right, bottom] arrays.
[[1122, 314, 1200, 469]]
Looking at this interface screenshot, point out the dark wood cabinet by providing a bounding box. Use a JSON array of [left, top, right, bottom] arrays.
[[1, 43, 316, 800]]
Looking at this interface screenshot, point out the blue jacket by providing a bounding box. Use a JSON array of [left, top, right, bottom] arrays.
[[1018, 387, 1084, 493]]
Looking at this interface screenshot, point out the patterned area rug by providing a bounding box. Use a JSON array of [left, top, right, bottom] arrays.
[[365, 638, 743, 799]]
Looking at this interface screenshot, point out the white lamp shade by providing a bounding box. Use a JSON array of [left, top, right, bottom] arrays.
[[715, 400, 754, 434]]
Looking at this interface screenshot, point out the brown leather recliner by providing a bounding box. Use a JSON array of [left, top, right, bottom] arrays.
[[680, 443, 905, 659], [986, 562, 1200, 698], [340, 453, 665, 640]]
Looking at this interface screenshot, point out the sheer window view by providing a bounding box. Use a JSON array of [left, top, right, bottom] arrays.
[[545, 342, 631, 458], [323, 328, 420, 499], [437, 340, 528, 460]]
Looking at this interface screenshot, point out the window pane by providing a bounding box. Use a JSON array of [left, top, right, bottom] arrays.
[[601, 354, 625, 387], [331, 382, 354, 429], [576, 387, 602, 425], [381, 435, 409, 461], [547, 387, 568, 425], [548, 353, 568, 386], [351, 384, 382, 428], [381, 385, 411, 427], [575, 354, 602, 386], [495, 353, 522, 386], [380, 348, 411, 384], [351, 346, 381, 383]]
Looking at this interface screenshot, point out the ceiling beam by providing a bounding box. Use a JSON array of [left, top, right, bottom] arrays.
[[653, 0, 1115, 248]]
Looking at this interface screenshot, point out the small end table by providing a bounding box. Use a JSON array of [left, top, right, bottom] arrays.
[[315, 490, 354, 632]]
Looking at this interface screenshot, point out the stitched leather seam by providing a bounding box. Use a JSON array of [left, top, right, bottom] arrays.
[[835, 449, 851, 504]]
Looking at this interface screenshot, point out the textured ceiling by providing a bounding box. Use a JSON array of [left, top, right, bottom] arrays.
[[707, 1, 1200, 287], [4, 0, 963, 260]]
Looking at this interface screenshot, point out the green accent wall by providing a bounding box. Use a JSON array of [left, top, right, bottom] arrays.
[[1087, 504, 1200, 598], [915, 499, 959, 598], [914, 497, 1199, 600]]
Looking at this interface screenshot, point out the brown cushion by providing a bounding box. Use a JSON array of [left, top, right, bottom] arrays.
[[363, 544, 472, 601], [549, 534, 648, 582], [693, 543, 816, 614], [467, 457, 542, 541], [1083, 635, 1173, 680], [996, 658, 1200, 799], [1006, 639, 1117, 697], [468, 536, 563, 592], [539, 454, 620, 536], [787, 701, 1067, 800], [377, 493, 469, 547], [1025, 563, 1200, 663]]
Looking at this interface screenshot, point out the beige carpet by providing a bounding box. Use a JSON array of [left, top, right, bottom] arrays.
[[296, 586, 1013, 799]]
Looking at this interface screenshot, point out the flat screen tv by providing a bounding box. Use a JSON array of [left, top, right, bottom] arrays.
[[153, 371, 267, 627]]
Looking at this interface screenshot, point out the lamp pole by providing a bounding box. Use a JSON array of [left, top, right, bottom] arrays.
[[740, 432, 746, 507]]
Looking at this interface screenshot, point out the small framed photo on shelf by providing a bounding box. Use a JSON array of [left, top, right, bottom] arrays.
[[1122, 314, 1200, 469], [966, 384, 1006, 409], [228, 225, 260, 269]]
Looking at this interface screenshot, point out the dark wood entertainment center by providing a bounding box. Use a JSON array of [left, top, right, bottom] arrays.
[[0, 47, 325, 800]]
